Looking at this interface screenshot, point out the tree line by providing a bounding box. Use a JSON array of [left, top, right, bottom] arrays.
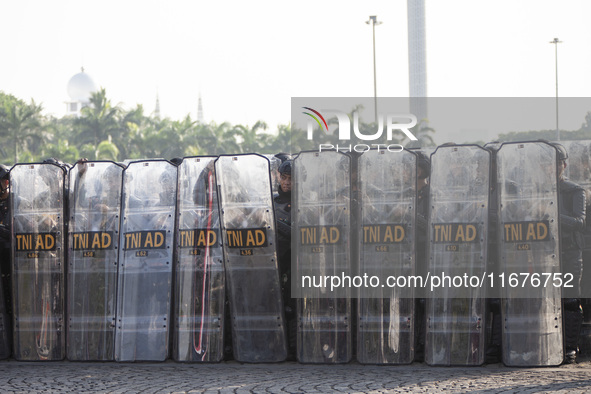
[[4, 87, 591, 166], [0, 89, 306, 165], [0, 89, 442, 166]]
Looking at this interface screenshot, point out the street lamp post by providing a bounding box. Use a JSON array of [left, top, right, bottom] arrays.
[[366, 16, 382, 123], [550, 37, 562, 141]]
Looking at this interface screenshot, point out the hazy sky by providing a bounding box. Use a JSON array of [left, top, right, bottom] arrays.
[[1, 0, 590, 143]]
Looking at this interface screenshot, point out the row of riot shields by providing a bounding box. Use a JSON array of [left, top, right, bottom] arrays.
[[2, 143, 569, 366], [7, 155, 286, 362], [292, 142, 565, 366], [176, 154, 288, 363]]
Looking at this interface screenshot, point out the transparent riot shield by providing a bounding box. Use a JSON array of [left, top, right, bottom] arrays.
[[497, 142, 562, 366], [67, 161, 124, 360], [293, 151, 352, 364], [215, 154, 287, 363], [356, 149, 416, 364], [11, 163, 66, 360], [114, 160, 177, 362], [425, 145, 490, 366], [173, 157, 225, 362]]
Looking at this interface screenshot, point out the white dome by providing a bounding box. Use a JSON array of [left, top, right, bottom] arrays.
[[67, 68, 97, 102]]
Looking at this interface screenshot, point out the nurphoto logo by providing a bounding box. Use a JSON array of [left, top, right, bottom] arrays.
[[301, 106, 419, 153]]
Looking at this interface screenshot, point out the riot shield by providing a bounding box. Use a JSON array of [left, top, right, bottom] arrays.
[[293, 151, 352, 364], [11, 163, 66, 360], [173, 157, 225, 362], [425, 145, 490, 366], [215, 154, 287, 363], [356, 149, 416, 364], [114, 160, 177, 362], [497, 142, 562, 366], [67, 161, 124, 361]]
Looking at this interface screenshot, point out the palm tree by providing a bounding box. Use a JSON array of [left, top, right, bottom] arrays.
[[42, 139, 80, 164], [73, 88, 121, 159], [169, 115, 197, 158], [116, 105, 143, 160], [281, 123, 316, 153], [0, 93, 45, 163], [406, 120, 436, 148], [231, 121, 270, 154], [269, 124, 292, 154], [197, 122, 238, 155], [138, 116, 190, 159], [96, 137, 120, 161]]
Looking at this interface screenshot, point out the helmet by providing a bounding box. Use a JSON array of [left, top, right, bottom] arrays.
[[278, 160, 292, 176], [0, 164, 9, 180], [415, 151, 431, 176], [43, 157, 69, 170], [169, 157, 183, 166], [551, 143, 568, 161], [43, 157, 59, 165], [274, 152, 292, 163]]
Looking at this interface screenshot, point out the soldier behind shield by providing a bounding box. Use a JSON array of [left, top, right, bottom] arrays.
[[552, 143, 586, 364], [269, 153, 291, 195], [158, 169, 177, 207], [274, 159, 295, 359]]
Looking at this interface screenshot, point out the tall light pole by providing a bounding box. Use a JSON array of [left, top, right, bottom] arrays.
[[550, 37, 562, 140], [366, 16, 382, 123]]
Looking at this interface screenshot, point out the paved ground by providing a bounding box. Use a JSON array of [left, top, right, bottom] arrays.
[[2, 359, 591, 393]]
